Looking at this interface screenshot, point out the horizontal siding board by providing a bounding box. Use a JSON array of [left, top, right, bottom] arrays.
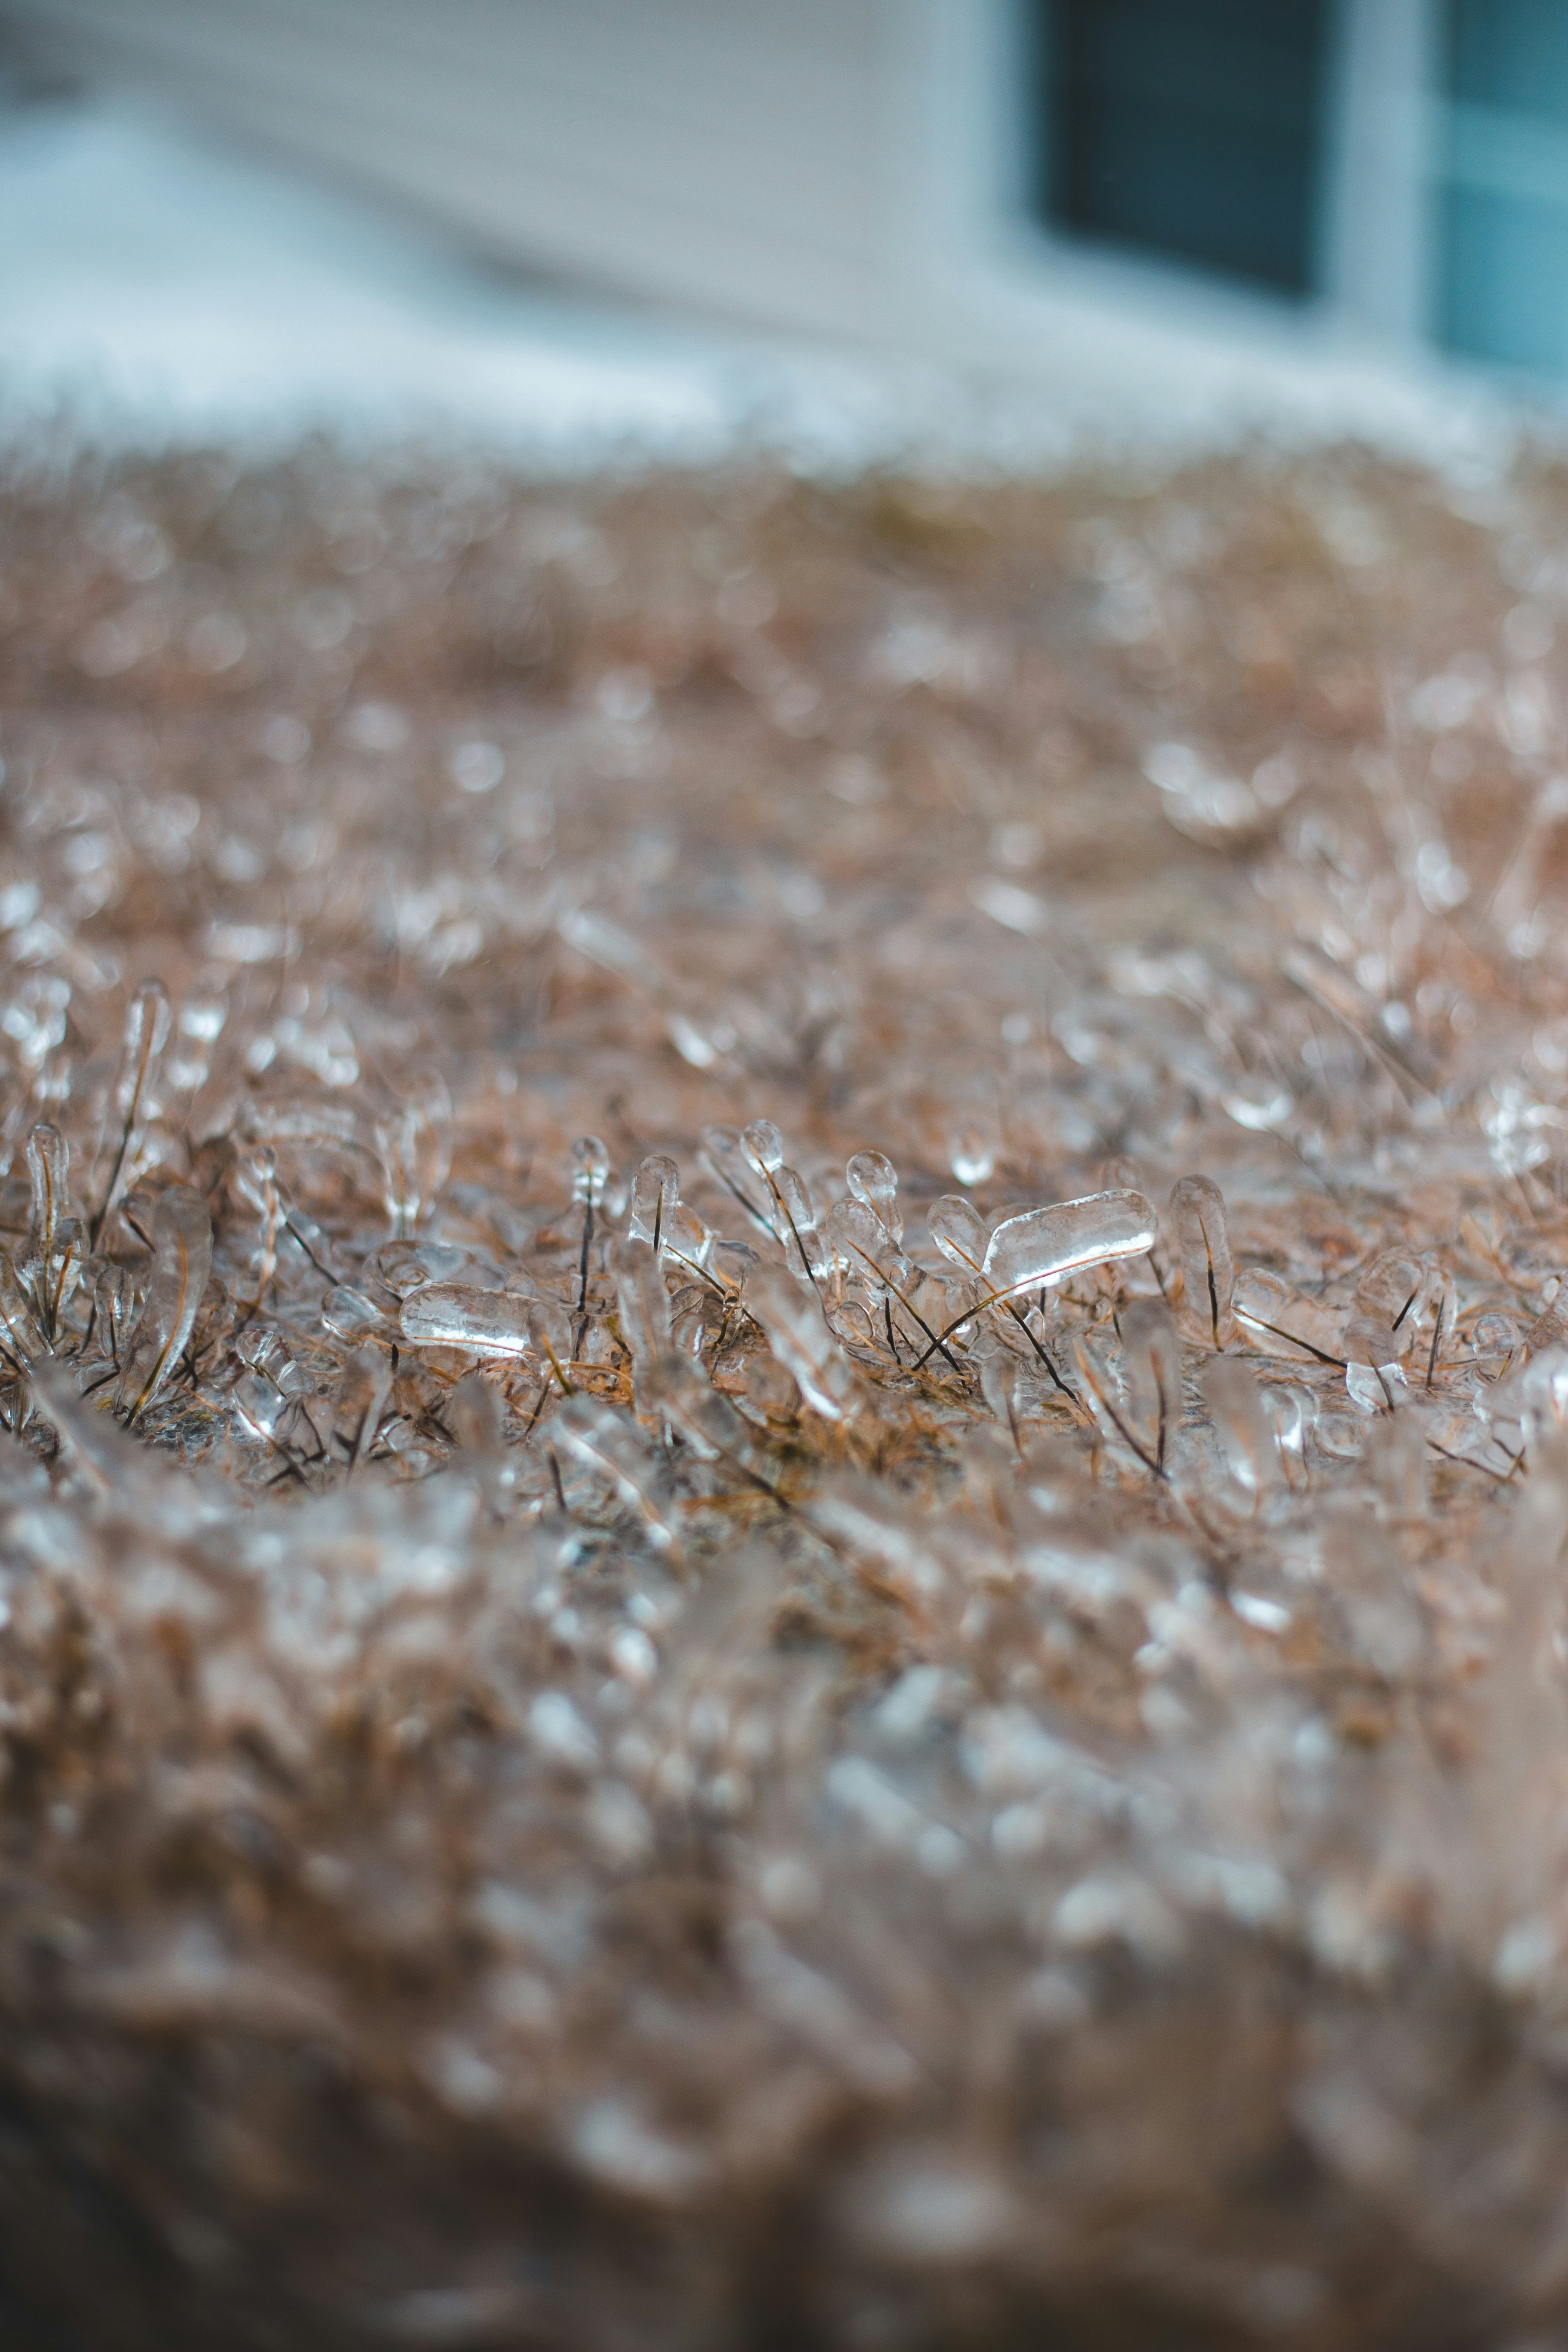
[[6, 1, 884, 250], [8, 0, 892, 331]]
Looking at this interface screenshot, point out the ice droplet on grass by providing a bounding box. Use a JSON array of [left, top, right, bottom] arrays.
[[554, 1396, 677, 1548], [658, 1201, 714, 1275], [741, 1121, 785, 1174], [93, 978, 171, 1239], [982, 1190, 1156, 1299], [846, 1150, 902, 1243], [628, 1155, 680, 1250], [746, 1261, 855, 1420], [1119, 1298, 1181, 1467], [1202, 1357, 1279, 1499], [825, 1198, 884, 1277], [116, 1183, 212, 1424], [1232, 1271, 1345, 1366], [399, 1286, 534, 1359], [928, 1195, 988, 1274], [948, 1125, 995, 1186], [570, 1135, 610, 1204], [25, 1123, 70, 1262], [331, 1347, 392, 1471], [699, 1126, 773, 1231], [768, 1164, 829, 1283], [641, 1350, 773, 1481], [1168, 1175, 1235, 1345], [446, 1371, 501, 1455], [610, 1236, 673, 1367], [321, 1286, 389, 1344]]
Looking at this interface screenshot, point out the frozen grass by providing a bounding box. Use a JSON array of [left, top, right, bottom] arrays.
[[3, 431, 1568, 2346]]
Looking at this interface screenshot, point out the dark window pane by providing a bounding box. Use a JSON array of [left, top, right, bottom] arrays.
[[1449, 0, 1568, 132], [1440, 1, 1568, 374], [1034, 0, 1330, 297]]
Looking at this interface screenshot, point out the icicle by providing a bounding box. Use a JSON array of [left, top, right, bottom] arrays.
[[568, 1135, 610, 1330], [745, 1261, 856, 1419], [25, 1122, 68, 1264], [610, 1236, 673, 1368], [948, 1121, 996, 1186], [367, 1241, 467, 1304], [769, 1164, 830, 1283], [553, 1396, 679, 1549], [90, 1262, 135, 1374], [641, 1350, 778, 1490], [168, 981, 228, 1097], [93, 978, 171, 1243], [399, 1285, 535, 1359], [741, 1119, 784, 1172], [116, 1184, 213, 1423], [1072, 1330, 1159, 1475], [826, 1197, 885, 1278], [1232, 1271, 1345, 1366], [0, 1253, 46, 1369], [699, 1125, 775, 1232], [942, 1276, 983, 1347], [1344, 1251, 1427, 1371], [1202, 1357, 1279, 1502], [1168, 1175, 1235, 1346], [628, 1155, 681, 1250], [321, 1286, 391, 1344], [734, 1121, 826, 1281], [38, 1220, 85, 1345], [230, 1367, 288, 1446], [528, 1297, 576, 1393], [660, 1202, 715, 1277], [447, 1371, 502, 1455], [571, 1135, 611, 1203], [846, 1149, 902, 1244], [277, 1199, 341, 1287], [973, 1323, 1020, 1439], [234, 1145, 280, 1313], [1424, 1268, 1458, 1387], [1119, 1298, 1182, 1473], [1259, 1381, 1312, 1488], [332, 1347, 392, 1471], [928, 1194, 988, 1274], [21, 1124, 81, 1342], [983, 1189, 1156, 1300], [375, 1077, 451, 1239]]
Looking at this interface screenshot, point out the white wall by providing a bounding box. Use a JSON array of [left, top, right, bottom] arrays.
[[3, 0, 900, 339]]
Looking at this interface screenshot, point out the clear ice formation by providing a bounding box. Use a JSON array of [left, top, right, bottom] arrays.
[[399, 1284, 534, 1357], [1168, 1172, 1236, 1344], [981, 1188, 1157, 1297]]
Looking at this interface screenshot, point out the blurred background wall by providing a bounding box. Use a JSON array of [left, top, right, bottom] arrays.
[[2, 0, 1565, 445]]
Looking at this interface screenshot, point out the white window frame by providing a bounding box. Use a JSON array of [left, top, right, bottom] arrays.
[[897, 0, 1451, 368]]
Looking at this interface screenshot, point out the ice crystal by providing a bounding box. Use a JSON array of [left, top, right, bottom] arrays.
[[3, 435, 1568, 2346]]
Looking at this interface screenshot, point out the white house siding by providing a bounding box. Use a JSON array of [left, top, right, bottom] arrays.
[[3, 0, 897, 339]]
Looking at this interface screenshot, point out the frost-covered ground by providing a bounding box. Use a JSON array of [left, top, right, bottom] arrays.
[[0, 95, 922, 466], [0, 90, 1525, 472]]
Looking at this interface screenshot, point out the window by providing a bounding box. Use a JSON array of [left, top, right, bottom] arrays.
[[1439, 0, 1568, 374], [1008, 0, 1568, 388], [1033, 0, 1333, 298]]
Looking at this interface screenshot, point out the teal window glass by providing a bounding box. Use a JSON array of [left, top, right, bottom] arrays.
[[1034, 0, 1331, 297], [1441, 0, 1568, 376]]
